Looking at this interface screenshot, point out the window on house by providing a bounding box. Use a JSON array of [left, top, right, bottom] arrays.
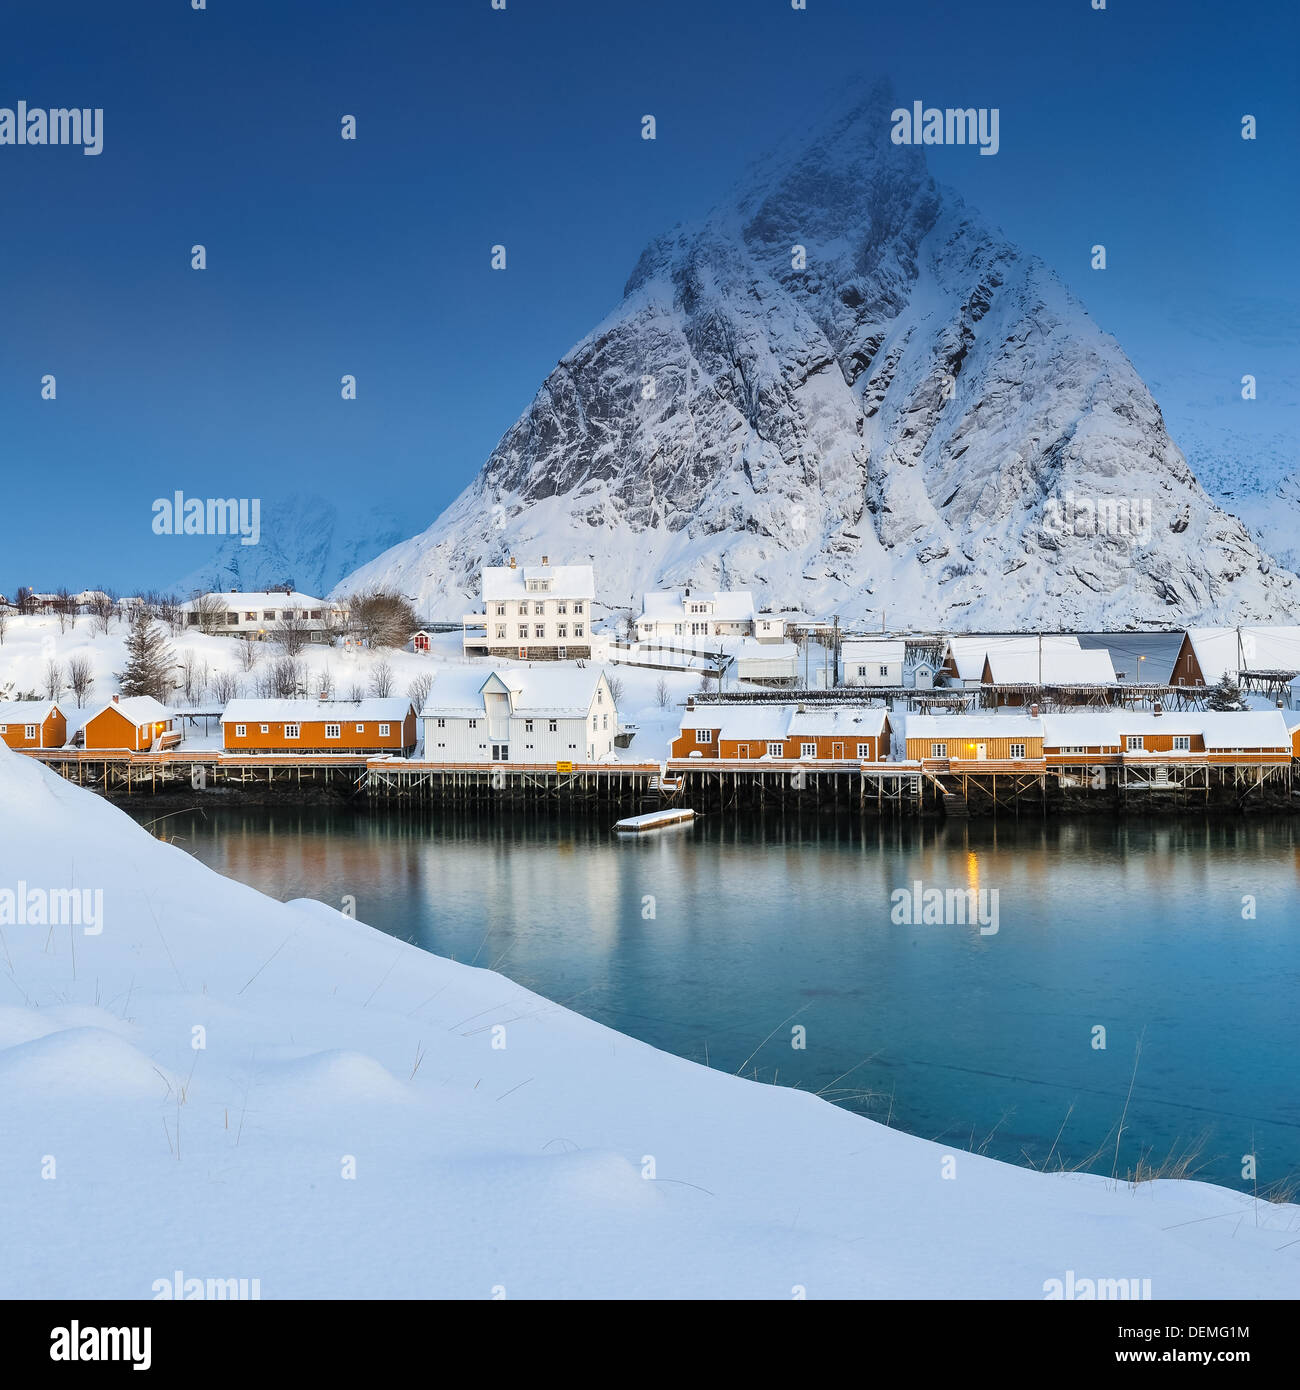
[[525, 720, 533, 732], [24, 724, 37, 739], [436, 718, 446, 728], [496, 604, 506, 616], [534, 602, 544, 615], [1173, 735, 1191, 751], [468, 719, 477, 729], [931, 742, 947, 757], [534, 625, 545, 639], [1009, 743, 1026, 759], [548, 720, 557, 733], [857, 742, 870, 758], [591, 716, 597, 730], [264, 611, 276, 621], [1060, 745, 1085, 754], [226, 613, 238, 625], [379, 723, 390, 737], [767, 741, 783, 757], [325, 724, 341, 739], [574, 624, 584, 637], [495, 626, 507, 640], [557, 623, 568, 639], [234, 724, 246, 737], [518, 626, 529, 639], [557, 602, 567, 615], [879, 665, 890, 677], [518, 603, 528, 616], [857, 665, 867, 677], [602, 714, 608, 729], [284, 724, 300, 739], [573, 602, 584, 614], [1126, 735, 1144, 750], [800, 742, 816, 758], [696, 729, 714, 743]]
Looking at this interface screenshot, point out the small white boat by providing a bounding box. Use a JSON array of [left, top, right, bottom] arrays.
[[613, 808, 696, 833]]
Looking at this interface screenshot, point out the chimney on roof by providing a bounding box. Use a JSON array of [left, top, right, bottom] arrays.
[[542, 555, 549, 566], [686, 696, 694, 711], [1153, 702, 1163, 716], [112, 694, 119, 704], [1278, 699, 1285, 709], [1030, 703, 1040, 719], [509, 556, 516, 569]]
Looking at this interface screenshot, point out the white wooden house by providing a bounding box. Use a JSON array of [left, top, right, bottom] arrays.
[[462, 557, 596, 660], [420, 665, 617, 763]]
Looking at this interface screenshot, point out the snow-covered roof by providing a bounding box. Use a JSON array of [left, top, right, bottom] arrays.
[[1021, 711, 1291, 750], [944, 635, 1080, 681], [91, 696, 172, 727], [904, 713, 1043, 740], [220, 699, 412, 725], [842, 638, 906, 663], [1198, 711, 1291, 750], [482, 565, 595, 602], [983, 646, 1116, 685], [0, 700, 62, 722], [681, 703, 888, 741], [640, 588, 757, 623], [182, 591, 332, 611], [1179, 627, 1300, 684], [419, 666, 606, 720]]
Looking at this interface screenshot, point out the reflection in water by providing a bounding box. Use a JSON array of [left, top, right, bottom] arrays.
[[137, 802, 1300, 1190]]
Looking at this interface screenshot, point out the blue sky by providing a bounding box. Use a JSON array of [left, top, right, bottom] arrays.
[[1, 0, 1295, 592]]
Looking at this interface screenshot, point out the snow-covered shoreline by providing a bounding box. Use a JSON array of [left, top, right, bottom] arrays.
[[1, 742, 1297, 1298]]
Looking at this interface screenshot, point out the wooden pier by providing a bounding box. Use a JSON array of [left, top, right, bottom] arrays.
[[18, 747, 1297, 818]]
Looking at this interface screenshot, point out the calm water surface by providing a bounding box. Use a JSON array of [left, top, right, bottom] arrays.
[[138, 803, 1300, 1189]]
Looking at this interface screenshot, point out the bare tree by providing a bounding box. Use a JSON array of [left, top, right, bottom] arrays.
[[347, 680, 365, 702], [655, 675, 671, 708], [211, 669, 242, 703], [369, 659, 395, 697], [54, 588, 76, 633], [44, 659, 67, 701], [67, 653, 95, 707], [178, 650, 206, 703], [238, 637, 261, 672], [317, 664, 336, 700], [88, 589, 117, 635], [407, 672, 433, 712], [0, 606, 7, 645], [606, 674, 625, 704], [192, 593, 227, 636], [266, 657, 304, 699], [157, 592, 183, 631], [349, 588, 418, 649], [274, 612, 309, 655]]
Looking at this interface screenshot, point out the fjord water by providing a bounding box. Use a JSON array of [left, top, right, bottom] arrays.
[[149, 805, 1300, 1190]]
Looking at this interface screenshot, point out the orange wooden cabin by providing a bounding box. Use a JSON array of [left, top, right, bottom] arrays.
[[83, 696, 179, 752], [673, 702, 890, 761], [220, 699, 417, 754], [0, 701, 67, 750]]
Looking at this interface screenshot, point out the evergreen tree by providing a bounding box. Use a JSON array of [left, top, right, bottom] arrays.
[[116, 610, 175, 700], [1207, 672, 1243, 711]]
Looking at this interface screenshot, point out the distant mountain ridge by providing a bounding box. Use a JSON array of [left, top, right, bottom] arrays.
[[172, 495, 405, 600], [335, 80, 1297, 627]]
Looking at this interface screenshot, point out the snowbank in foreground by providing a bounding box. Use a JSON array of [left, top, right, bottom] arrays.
[[0, 744, 1296, 1299]]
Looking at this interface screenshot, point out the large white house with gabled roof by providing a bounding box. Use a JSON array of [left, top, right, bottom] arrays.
[[420, 665, 617, 763], [462, 557, 597, 660]]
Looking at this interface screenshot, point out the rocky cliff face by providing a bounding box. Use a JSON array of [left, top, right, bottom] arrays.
[[337, 81, 1296, 627]]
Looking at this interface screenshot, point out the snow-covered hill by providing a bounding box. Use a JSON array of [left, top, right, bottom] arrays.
[[172, 494, 404, 600], [2, 741, 1297, 1298], [335, 81, 1297, 628]]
